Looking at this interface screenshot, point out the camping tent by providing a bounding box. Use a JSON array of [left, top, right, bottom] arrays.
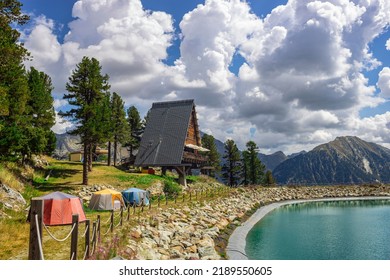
[[33, 191, 87, 226], [121, 188, 150, 206], [88, 189, 124, 211]]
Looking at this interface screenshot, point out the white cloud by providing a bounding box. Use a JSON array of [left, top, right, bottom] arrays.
[[52, 112, 73, 134], [53, 99, 68, 110], [377, 67, 390, 98], [22, 0, 390, 154]]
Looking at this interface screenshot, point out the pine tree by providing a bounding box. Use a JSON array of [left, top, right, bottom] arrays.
[[201, 133, 221, 177], [245, 140, 265, 185], [89, 92, 111, 170], [126, 105, 142, 159], [264, 170, 276, 186], [222, 139, 241, 187], [110, 92, 128, 166], [0, 0, 30, 160], [241, 150, 250, 186], [59, 56, 110, 185], [25, 67, 55, 158]]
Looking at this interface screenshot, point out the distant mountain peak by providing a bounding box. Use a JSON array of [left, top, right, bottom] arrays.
[[274, 136, 390, 185]]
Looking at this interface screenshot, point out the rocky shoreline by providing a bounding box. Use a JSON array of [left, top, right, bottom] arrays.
[[120, 185, 390, 260]]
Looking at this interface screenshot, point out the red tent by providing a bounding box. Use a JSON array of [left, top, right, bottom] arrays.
[[37, 192, 87, 226]]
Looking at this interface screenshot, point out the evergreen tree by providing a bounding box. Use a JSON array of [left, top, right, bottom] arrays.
[[126, 105, 142, 158], [201, 133, 221, 177], [221, 139, 241, 187], [59, 56, 110, 185], [264, 170, 276, 186], [89, 92, 111, 170], [110, 92, 128, 166], [0, 0, 30, 160], [245, 140, 265, 185], [24, 67, 55, 158], [45, 130, 57, 156], [241, 150, 250, 186]]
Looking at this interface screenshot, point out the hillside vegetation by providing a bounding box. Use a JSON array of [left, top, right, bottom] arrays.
[[0, 157, 225, 260]]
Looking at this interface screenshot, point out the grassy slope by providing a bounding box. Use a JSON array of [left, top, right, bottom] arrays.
[[31, 158, 188, 192], [0, 157, 220, 260]]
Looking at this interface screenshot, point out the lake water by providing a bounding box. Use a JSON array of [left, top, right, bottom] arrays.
[[246, 199, 390, 260]]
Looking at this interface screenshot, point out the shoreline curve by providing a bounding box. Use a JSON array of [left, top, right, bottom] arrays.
[[226, 196, 390, 260]]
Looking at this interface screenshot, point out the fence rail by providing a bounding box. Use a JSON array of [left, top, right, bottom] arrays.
[[28, 186, 231, 260]]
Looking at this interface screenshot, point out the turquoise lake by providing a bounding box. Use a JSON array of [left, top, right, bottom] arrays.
[[246, 199, 390, 260]]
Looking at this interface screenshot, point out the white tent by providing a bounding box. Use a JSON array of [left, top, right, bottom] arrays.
[[88, 189, 124, 211]]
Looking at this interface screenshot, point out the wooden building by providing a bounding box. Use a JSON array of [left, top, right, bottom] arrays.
[[134, 99, 209, 186], [69, 147, 108, 162]]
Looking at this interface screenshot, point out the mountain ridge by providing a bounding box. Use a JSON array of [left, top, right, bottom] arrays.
[[273, 136, 390, 185]]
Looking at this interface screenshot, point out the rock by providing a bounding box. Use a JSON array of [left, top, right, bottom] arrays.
[[198, 246, 220, 260], [130, 229, 142, 239], [197, 236, 214, 248]]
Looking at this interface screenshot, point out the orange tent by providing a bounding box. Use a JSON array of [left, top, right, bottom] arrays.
[[37, 192, 87, 226]]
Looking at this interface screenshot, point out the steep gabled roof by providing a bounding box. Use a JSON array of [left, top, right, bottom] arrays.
[[135, 99, 195, 167]]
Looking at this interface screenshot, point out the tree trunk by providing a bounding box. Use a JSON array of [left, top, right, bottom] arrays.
[[88, 144, 93, 172], [107, 141, 111, 166], [113, 138, 118, 167], [82, 143, 89, 185]]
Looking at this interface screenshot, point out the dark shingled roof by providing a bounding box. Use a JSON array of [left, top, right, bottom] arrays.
[[135, 99, 195, 167]]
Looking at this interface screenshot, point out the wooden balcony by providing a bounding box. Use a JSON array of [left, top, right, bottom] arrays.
[[182, 151, 209, 164]]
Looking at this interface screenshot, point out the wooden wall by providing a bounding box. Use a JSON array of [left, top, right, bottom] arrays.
[[185, 108, 201, 146]]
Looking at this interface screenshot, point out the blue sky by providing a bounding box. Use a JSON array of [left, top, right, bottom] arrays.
[[19, 0, 390, 154]]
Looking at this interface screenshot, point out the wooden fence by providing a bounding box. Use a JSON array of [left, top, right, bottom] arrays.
[[28, 187, 231, 260]]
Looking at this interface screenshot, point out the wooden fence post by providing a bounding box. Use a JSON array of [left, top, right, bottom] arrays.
[[127, 205, 130, 221], [28, 198, 43, 260], [182, 193, 185, 203], [149, 198, 152, 210], [141, 198, 144, 212], [70, 214, 79, 260], [165, 193, 168, 206], [92, 221, 97, 252], [85, 220, 90, 259], [97, 215, 101, 242], [110, 210, 114, 233]]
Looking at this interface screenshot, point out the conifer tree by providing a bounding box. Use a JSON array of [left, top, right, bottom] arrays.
[[264, 170, 276, 186], [126, 105, 142, 159], [222, 139, 241, 187], [0, 0, 30, 160], [24, 67, 55, 158], [110, 92, 128, 166], [59, 56, 110, 185], [245, 140, 265, 185], [241, 150, 250, 186], [201, 133, 221, 177]]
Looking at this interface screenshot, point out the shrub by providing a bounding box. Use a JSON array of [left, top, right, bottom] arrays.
[[163, 180, 181, 198]]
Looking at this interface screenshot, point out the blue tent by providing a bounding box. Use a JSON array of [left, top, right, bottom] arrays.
[[121, 188, 150, 206]]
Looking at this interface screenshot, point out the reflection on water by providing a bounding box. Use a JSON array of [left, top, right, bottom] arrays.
[[246, 199, 390, 260]]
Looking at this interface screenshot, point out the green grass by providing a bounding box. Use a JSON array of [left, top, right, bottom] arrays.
[[0, 157, 226, 260]]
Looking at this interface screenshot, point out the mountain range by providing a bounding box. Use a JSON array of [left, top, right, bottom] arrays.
[[54, 133, 390, 185], [273, 136, 390, 185]]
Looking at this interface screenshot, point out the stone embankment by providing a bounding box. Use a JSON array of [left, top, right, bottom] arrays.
[[123, 185, 390, 260]]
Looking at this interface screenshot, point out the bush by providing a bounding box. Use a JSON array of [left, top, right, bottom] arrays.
[[163, 180, 182, 198]]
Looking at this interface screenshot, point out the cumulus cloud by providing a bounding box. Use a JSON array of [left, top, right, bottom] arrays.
[[22, 0, 390, 154], [377, 67, 390, 98], [52, 112, 73, 134], [24, 0, 176, 100]]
